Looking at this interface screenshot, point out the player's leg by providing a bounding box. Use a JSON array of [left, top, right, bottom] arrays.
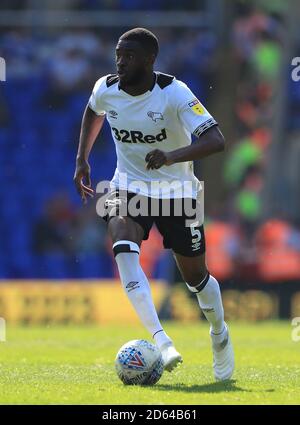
[[173, 252, 224, 334], [156, 202, 234, 381], [173, 250, 234, 381], [105, 193, 173, 362]]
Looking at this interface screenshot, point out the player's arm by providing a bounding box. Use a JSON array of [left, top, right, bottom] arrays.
[[145, 125, 225, 170], [74, 104, 105, 203]]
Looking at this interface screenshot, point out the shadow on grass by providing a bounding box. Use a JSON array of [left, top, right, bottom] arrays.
[[156, 380, 274, 394]]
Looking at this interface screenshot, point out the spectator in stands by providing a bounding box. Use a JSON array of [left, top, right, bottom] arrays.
[[0, 29, 39, 78], [251, 31, 282, 81], [234, 166, 263, 236], [255, 218, 300, 282], [72, 202, 107, 254], [33, 193, 75, 254], [42, 30, 102, 108], [204, 211, 241, 283], [45, 46, 92, 102]]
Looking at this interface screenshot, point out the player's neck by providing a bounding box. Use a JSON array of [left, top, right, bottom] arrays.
[[120, 71, 155, 96]]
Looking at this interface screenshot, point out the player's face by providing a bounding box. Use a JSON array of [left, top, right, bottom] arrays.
[[115, 40, 153, 85]]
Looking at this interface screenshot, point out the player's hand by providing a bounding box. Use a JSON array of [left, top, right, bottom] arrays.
[[145, 149, 174, 170], [73, 158, 94, 204]]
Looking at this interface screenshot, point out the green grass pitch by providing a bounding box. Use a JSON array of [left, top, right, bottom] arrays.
[[0, 321, 299, 405]]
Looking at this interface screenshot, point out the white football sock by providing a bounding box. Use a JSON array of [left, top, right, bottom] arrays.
[[186, 274, 225, 335], [113, 240, 172, 349]]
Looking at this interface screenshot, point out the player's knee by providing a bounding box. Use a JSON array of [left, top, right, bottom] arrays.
[[183, 268, 208, 287], [109, 216, 126, 237], [108, 216, 143, 245], [109, 215, 127, 229]]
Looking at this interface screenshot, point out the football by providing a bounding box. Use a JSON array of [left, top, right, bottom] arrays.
[[115, 339, 164, 385]]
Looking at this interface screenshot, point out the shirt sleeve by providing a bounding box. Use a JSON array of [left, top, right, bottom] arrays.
[[88, 76, 106, 116], [175, 81, 218, 137]]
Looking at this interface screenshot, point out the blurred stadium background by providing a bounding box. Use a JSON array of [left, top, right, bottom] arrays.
[[1, 0, 300, 326]]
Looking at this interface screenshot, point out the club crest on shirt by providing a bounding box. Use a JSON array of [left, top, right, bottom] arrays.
[[188, 99, 205, 115], [109, 110, 118, 119], [147, 111, 164, 122]]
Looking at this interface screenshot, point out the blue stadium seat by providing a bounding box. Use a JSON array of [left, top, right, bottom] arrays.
[[37, 253, 68, 279], [75, 252, 113, 278], [7, 251, 34, 278], [0, 253, 9, 278]]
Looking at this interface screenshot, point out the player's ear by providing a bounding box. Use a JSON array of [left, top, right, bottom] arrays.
[[145, 53, 156, 66], [149, 53, 156, 65]]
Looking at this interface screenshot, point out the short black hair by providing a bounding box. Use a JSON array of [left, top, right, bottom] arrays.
[[119, 28, 159, 57]]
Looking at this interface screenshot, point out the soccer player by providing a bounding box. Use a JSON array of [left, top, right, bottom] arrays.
[[74, 28, 234, 381]]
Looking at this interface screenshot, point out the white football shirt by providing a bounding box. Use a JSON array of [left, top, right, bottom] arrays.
[[89, 72, 218, 199]]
